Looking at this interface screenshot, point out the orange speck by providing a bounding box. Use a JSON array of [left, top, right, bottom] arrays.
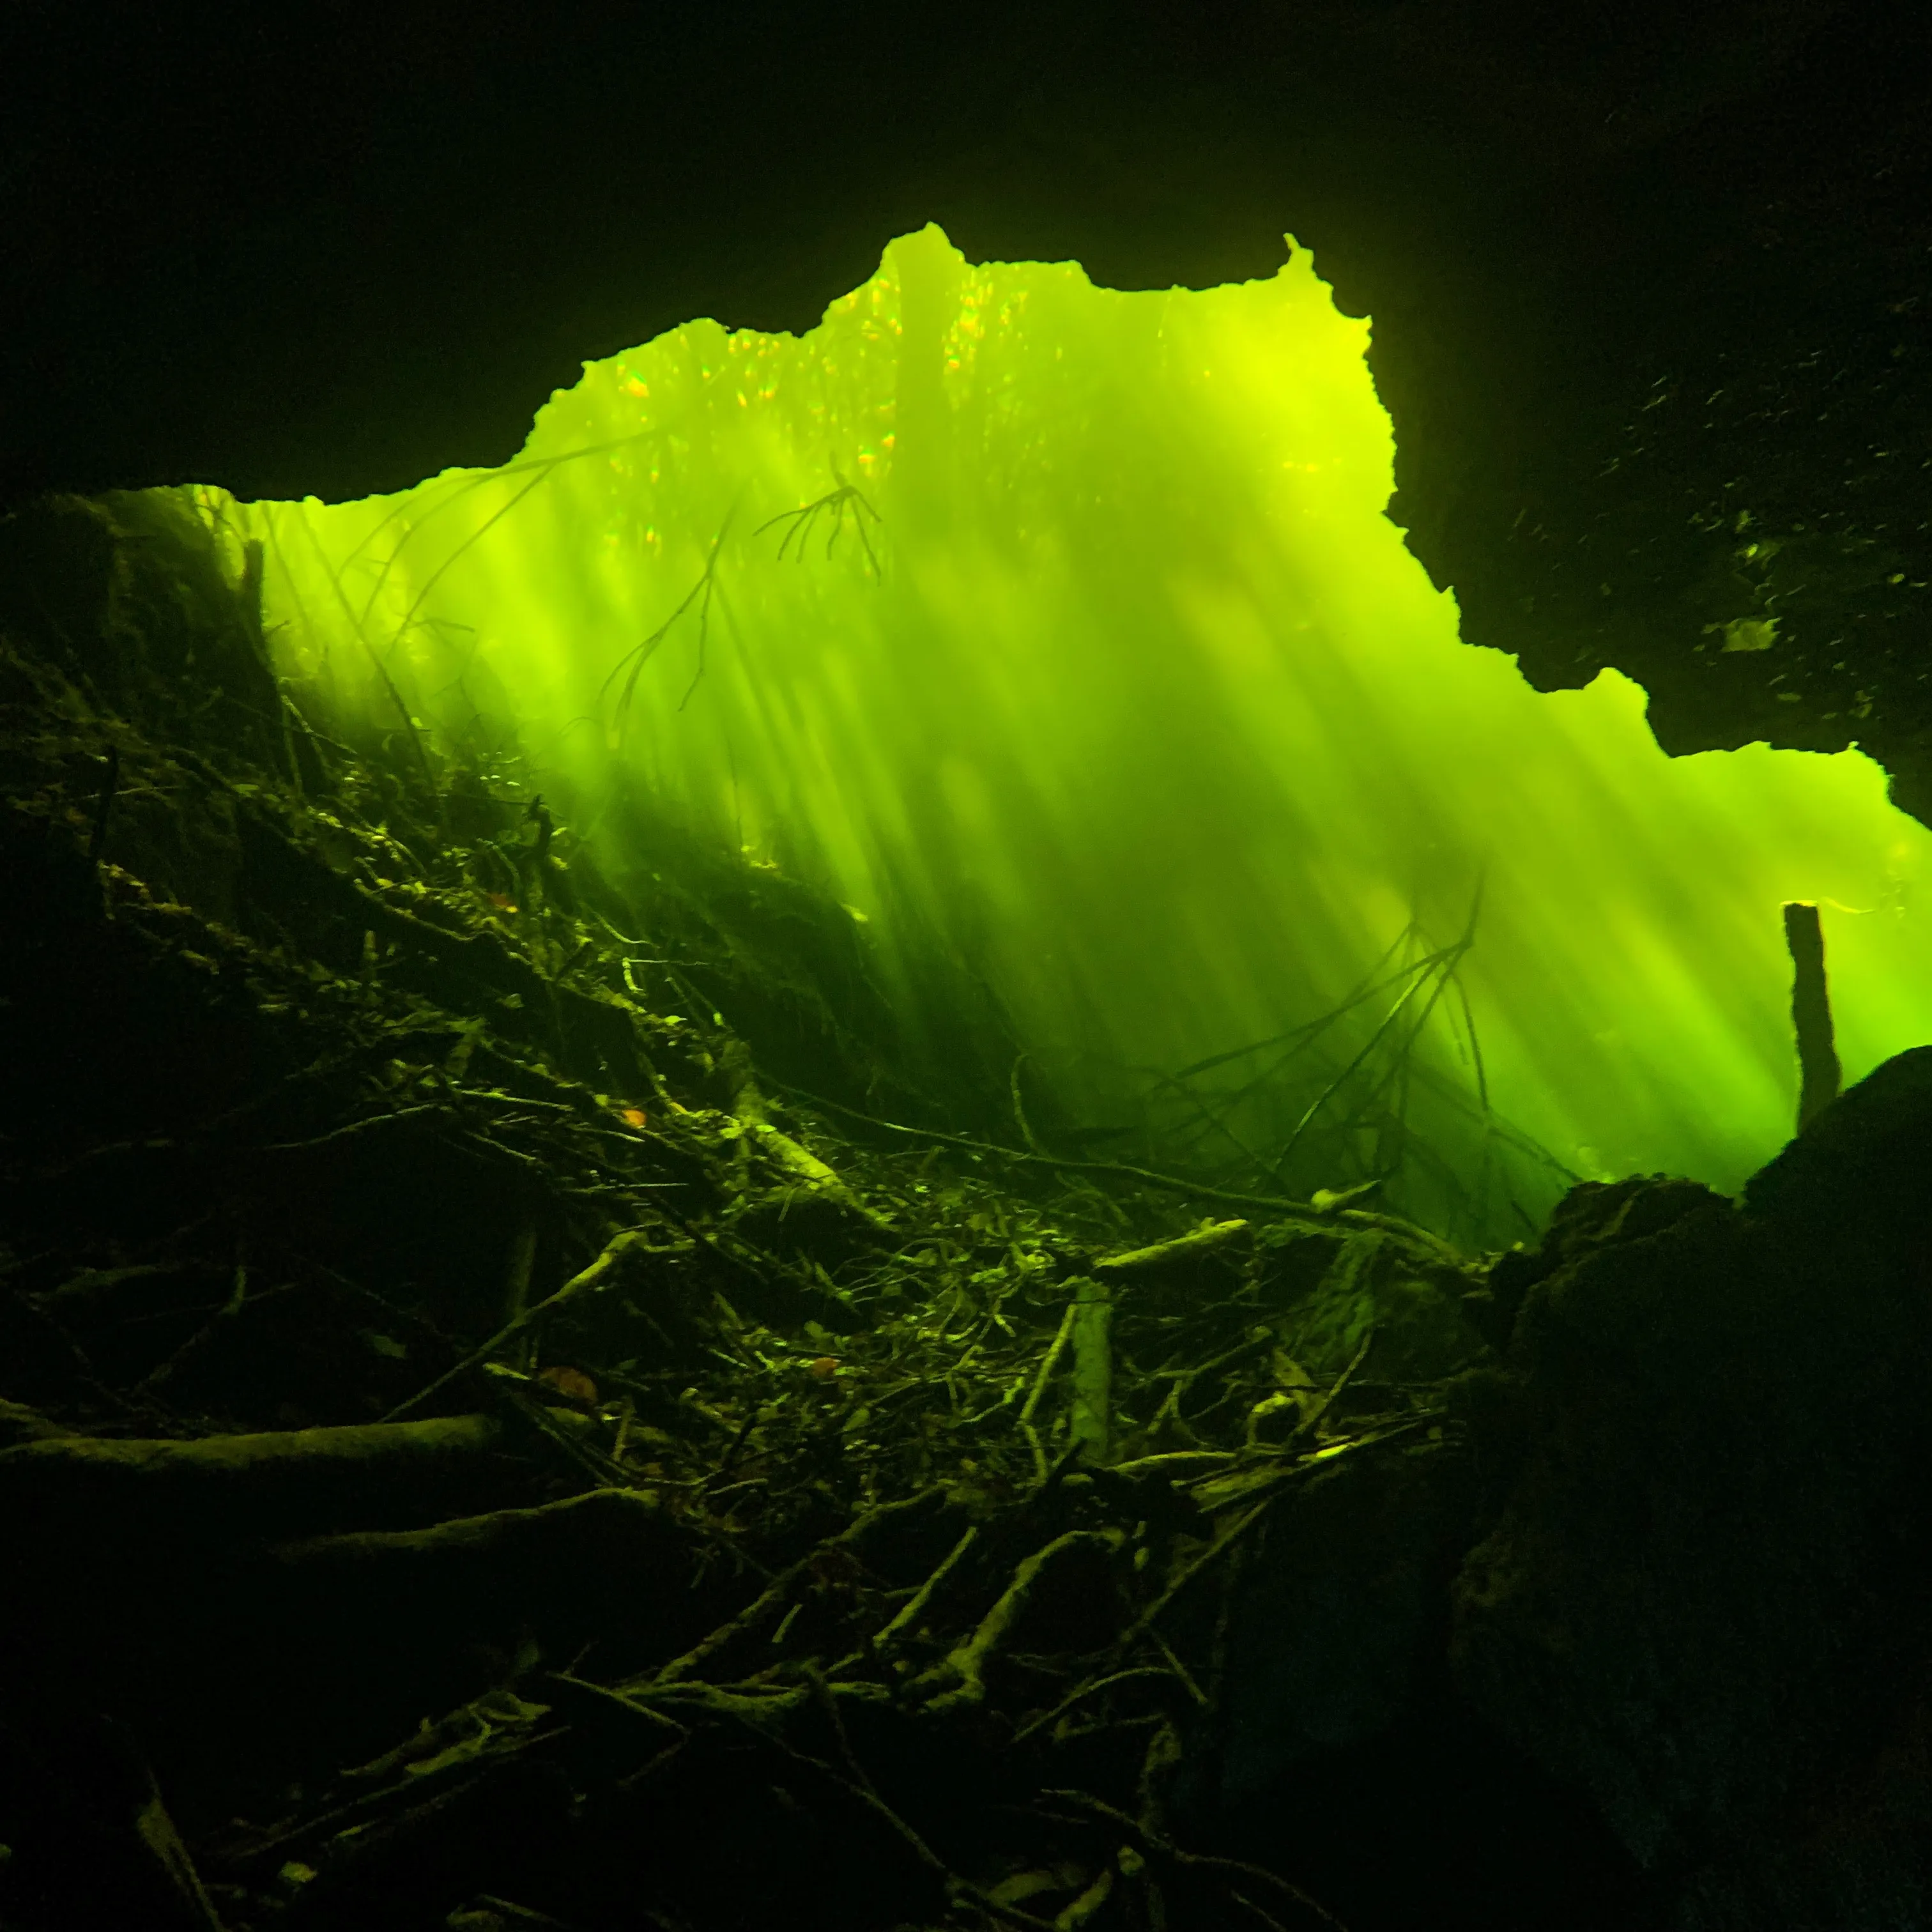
[[537, 1365, 599, 1403], [485, 891, 518, 912], [620, 1107, 647, 1128], [808, 1356, 840, 1380]]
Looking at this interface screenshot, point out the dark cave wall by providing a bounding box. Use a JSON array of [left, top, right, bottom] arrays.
[[4, 0, 1929, 814], [1365, 3, 1932, 820]]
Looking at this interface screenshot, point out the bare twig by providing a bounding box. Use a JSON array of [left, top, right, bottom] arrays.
[[764, 1077, 1329, 1218], [869, 1525, 979, 1656], [1011, 1667, 1183, 1744], [1286, 1328, 1377, 1445], [912, 1529, 1125, 1715], [601, 513, 737, 732], [653, 1488, 943, 1686], [1022, 1301, 1079, 1483], [753, 468, 882, 574], [1041, 1788, 1352, 1931], [381, 1228, 668, 1422]]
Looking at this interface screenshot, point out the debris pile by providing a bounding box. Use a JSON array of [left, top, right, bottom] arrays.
[[0, 492, 1506, 1932]]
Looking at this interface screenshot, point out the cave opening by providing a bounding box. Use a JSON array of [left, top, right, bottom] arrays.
[[13, 8, 1932, 1922], [8, 172, 1932, 1932], [201, 222, 1932, 1246]]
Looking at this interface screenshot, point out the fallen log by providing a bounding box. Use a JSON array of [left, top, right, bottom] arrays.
[[0, 1411, 537, 1543]]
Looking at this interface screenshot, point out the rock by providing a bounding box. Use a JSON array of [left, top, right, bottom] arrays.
[[1744, 1044, 1932, 1257], [1451, 1110, 1932, 1903], [1483, 1174, 1731, 1352], [1273, 1227, 1492, 1385], [1205, 1442, 1481, 1805]]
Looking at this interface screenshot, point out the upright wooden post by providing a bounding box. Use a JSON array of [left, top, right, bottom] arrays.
[[1068, 1277, 1116, 1466], [1782, 901, 1841, 1133]]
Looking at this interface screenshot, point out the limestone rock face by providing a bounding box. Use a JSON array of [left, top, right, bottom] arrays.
[[1744, 1043, 1932, 1260], [1452, 1048, 1932, 1916], [1213, 1442, 1482, 1805], [10, 6, 1929, 820]]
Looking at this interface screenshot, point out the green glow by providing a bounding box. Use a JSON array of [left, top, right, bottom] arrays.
[[224, 224, 1932, 1225]]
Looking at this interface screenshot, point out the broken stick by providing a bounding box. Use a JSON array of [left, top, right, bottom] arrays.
[[1068, 1277, 1115, 1466], [382, 1227, 676, 1423], [1782, 901, 1841, 1133]]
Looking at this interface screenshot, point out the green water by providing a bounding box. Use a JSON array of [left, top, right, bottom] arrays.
[[214, 224, 1932, 1234]]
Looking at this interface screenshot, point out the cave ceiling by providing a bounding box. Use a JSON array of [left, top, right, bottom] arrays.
[[4, 0, 1929, 815]]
